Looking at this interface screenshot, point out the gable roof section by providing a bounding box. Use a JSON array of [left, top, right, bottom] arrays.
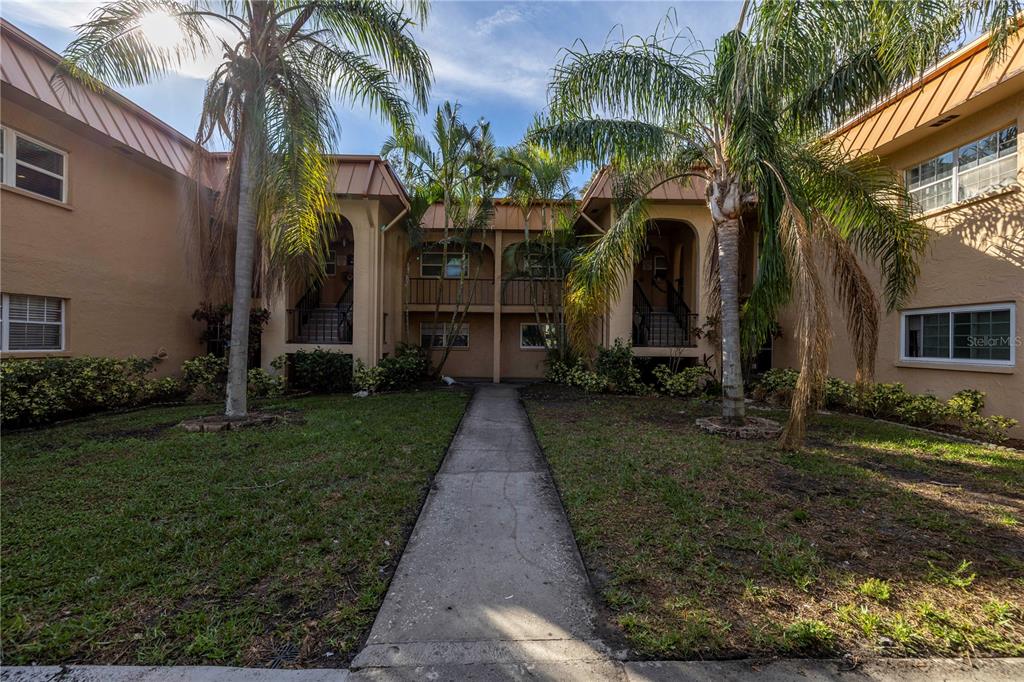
[[0, 19, 409, 209], [1, 18, 195, 176]]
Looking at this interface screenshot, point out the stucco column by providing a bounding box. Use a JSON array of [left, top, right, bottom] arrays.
[[492, 230, 502, 383], [348, 200, 379, 367], [607, 267, 633, 346]]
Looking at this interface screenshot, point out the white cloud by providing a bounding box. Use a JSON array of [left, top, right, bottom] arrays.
[[1, 0, 93, 28], [475, 6, 524, 35]]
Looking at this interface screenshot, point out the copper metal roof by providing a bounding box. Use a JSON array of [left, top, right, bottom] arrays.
[[1, 18, 195, 176], [0, 19, 408, 206]]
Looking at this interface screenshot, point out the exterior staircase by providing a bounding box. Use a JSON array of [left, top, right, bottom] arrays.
[[293, 304, 353, 344]]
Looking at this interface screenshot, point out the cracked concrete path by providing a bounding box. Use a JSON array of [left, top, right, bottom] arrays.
[[349, 383, 622, 680]]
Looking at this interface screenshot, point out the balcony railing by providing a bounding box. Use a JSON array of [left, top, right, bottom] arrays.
[[501, 278, 564, 307], [287, 305, 353, 344], [407, 277, 494, 306]]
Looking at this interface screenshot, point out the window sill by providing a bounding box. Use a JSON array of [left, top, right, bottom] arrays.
[[1, 184, 72, 210], [894, 361, 1015, 375], [915, 183, 1019, 220]]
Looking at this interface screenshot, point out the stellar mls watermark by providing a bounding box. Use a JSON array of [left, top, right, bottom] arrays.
[[965, 335, 1021, 348]]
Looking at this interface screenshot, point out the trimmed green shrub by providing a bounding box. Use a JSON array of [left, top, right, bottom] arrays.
[[947, 389, 986, 419], [352, 345, 430, 393], [752, 368, 799, 405], [286, 349, 353, 393], [247, 368, 284, 399], [594, 340, 645, 394], [545, 359, 610, 393], [856, 382, 914, 419], [376, 344, 430, 390], [1, 356, 185, 427], [824, 377, 856, 410], [653, 365, 710, 398], [181, 354, 228, 401], [894, 394, 949, 427], [352, 360, 385, 393]]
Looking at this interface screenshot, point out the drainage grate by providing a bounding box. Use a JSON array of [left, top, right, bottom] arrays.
[[268, 642, 300, 668]]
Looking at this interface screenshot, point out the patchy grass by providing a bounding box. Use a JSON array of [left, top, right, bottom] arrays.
[[1, 391, 468, 667], [523, 385, 1024, 659]]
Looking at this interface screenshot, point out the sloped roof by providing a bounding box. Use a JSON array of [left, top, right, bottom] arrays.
[[834, 26, 1024, 156], [0, 19, 408, 208], [1, 18, 195, 176], [420, 201, 574, 231]]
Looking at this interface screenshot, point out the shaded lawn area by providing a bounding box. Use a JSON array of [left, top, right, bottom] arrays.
[[1, 390, 468, 667], [523, 385, 1024, 660]]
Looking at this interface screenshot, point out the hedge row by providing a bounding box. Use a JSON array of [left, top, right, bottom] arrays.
[[753, 368, 1018, 443], [2, 344, 433, 428]]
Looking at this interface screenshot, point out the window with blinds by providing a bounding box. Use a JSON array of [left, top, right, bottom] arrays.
[[1, 294, 65, 351], [420, 322, 468, 349], [905, 124, 1017, 212]]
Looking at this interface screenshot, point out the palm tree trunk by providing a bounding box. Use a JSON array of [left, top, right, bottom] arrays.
[[716, 216, 745, 423], [225, 141, 256, 418]]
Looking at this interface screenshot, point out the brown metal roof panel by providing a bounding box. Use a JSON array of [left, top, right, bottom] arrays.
[[945, 51, 991, 109], [881, 87, 924, 145]]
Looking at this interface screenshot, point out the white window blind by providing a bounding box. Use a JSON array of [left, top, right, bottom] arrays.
[[906, 125, 1017, 212], [420, 322, 468, 349], [2, 294, 65, 351]]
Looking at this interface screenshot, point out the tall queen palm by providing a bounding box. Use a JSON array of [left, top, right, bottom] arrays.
[[57, 0, 431, 417], [532, 0, 1005, 447]]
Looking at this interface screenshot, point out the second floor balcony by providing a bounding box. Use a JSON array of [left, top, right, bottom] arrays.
[[407, 277, 494, 307]]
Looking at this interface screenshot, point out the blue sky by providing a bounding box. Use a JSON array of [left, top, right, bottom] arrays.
[[2, 1, 741, 189]]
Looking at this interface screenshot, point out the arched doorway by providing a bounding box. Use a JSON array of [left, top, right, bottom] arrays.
[[632, 220, 698, 347], [288, 215, 354, 344]]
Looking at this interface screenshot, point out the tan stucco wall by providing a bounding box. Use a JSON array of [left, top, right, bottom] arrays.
[[0, 96, 204, 374], [410, 311, 494, 378], [775, 97, 1024, 433], [500, 313, 551, 379]]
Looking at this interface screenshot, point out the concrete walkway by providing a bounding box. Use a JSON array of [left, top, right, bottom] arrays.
[[350, 383, 621, 679]]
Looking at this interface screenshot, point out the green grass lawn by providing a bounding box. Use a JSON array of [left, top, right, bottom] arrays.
[[1, 390, 468, 667], [523, 385, 1024, 660]]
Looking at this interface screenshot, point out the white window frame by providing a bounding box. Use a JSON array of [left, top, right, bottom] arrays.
[[1, 293, 66, 352], [520, 322, 561, 350], [905, 124, 1017, 212], [420, 322, 469, 349], [0, 127, 68, 203], [899, 303, 1016, 367]]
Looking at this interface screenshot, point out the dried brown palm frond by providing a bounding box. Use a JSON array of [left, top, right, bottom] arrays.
[[775, 192, 830, 450], [816, 214, 879, 384]]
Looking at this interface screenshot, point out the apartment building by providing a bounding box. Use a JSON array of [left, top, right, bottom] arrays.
[[1, 18, 1020, 431]]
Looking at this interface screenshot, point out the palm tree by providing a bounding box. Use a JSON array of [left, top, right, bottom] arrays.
[[530, 1, 1014, 447], [57, 0, 431, 418], [502, 144, 580, 361], [383, 101, 500, 374]]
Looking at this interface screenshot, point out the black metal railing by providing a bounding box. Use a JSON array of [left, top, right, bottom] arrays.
[[633, 281, 654, 346], [288, 282, 353, 344], [407, 277, 494, 306], [501, 278, 564, 307], [633, 281, 697, 347], [287, 304, 353, 344]]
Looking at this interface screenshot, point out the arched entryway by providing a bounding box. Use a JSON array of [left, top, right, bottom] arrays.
[[287, 215, 354, 344], [632, 219, 698, 347]]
